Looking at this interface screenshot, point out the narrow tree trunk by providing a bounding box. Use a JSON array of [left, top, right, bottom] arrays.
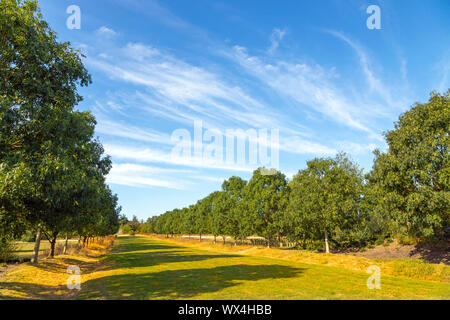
[[223, 236, 226, 244], [63, 235, 69, 254], [199, 234, 202, 241], [213, 235, 216, 244], [31, 227, 42, 264], [324, 229, 330, 253], [234, 239, 237, 246], [83, 236, 87, 248], [49, 233, 58, 258]]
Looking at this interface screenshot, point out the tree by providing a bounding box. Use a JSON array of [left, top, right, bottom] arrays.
[[242, 169, 289, 247], [221, 177, 247, 245], [0, 0, 122, 262], [129, 216, 141, 233], [287, 154, 365, 253], [210, 191, 229, 243], [195, 195, 215, 241], [368, 91, 449, 242], [182, 206, 197, 239], [0, 0, 84, 240]]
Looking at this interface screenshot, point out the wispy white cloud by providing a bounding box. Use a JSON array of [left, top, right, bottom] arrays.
[[87, 44, 278, 129], [103, 144, 256, 172], [268, 28, 287, 55], [435, 54, 449, 93], [107, 163, 188, 189], [95, 119, 172, 145], [95, 26, 117, 37], [325, 30, 409, 111], [226, 45, 381, 138]]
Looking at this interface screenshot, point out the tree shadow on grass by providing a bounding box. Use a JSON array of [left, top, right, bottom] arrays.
[[78, 264, 305, 300], [29, 257, 104, 275], [104, 249, 241, 269], [0, 282, 74, 300], [113, 236, 182, 253]]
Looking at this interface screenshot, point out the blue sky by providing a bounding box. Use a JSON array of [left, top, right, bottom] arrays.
[[38, 0, 449, 220]]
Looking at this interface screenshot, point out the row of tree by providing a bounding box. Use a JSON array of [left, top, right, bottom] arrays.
[[142, 91, 449, 252], [0, 0, 121, 262]]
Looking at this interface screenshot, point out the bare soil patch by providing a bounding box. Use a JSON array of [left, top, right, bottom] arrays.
[[349, 240, 449, 265]]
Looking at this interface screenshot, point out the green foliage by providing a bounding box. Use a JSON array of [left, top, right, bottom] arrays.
[[121, 224, 134, 235], [286, 153, 366, 251], [0, 0, 120, 254], [0, 236, 17, 262], [150, 91, 449, 250], [242, 169, 289, 246], [368, 91, 449, 242], [210, 191, 231, 239]]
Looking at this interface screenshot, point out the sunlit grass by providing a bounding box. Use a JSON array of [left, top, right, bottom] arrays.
[[1, 236, 448, 300], [152, 235, 449, 283]]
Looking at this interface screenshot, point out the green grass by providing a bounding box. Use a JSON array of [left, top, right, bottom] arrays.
[[75, 236, 449, 300]]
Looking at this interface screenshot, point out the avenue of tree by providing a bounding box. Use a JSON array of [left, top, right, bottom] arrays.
[[139, 91, 449, 252], [0, 1, 448, 262]]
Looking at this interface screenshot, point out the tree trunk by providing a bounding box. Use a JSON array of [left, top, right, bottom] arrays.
[[63, 235, 69, 254], [49, 233, 58, 258], [199, 234, 202, 241], [324, 229, 330, 253], [82, 236, 87, 248], [234, 239, 237, 246], [214, 235, 216, 244], [223, 236, 226, 244], [31, 227, 42, 264]]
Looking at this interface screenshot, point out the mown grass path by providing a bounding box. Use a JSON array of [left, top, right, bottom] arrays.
[[76, 236, 449, 300]]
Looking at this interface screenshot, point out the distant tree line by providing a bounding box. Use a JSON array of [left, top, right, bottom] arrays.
[[0, 0, 120, 263], [141, 91, 449, 252]]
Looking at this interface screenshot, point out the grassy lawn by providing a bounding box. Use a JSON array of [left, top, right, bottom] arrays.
[[1, 235, 449, 300]]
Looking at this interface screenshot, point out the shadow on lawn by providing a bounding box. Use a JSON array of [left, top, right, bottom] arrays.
[[104, 236, 241, 269], [106, 249, 241, 269], [79, 264, 305, 299], [113, 236, 182, 253], [0, 282, 74, 300]]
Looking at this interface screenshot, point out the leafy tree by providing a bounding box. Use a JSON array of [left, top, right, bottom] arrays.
[[0, 0, 121, 261], [287, 154, 365, 253], [182, 206, 197, 238], [368, 91, 449, 241], [210, 191, 230, 243], [195, 195, 215, 241], [118, 214, 129, 227], [221, 176, 247, 245], [242, 169, 289, 247], [129, 215, 141, 233], [121, 224, 134, 235]]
